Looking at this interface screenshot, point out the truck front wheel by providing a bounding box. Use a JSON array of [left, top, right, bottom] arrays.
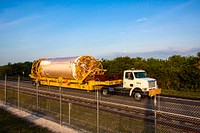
[[134, 92, 142, 101]]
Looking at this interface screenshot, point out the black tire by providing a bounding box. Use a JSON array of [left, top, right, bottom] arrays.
[[134, 92, 142, 101]]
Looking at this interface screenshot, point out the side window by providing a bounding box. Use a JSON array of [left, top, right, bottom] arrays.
[[125, 72, 133, 80]]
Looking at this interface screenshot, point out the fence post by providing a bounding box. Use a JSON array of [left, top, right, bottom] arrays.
[[154, 94, 157, 133], [4, 73, 7, 104], [97, 89, 99, 133], [69, 102, 71, 125], [59, 83, 62, 125], [158, 94, 160, 111], [36, 80, 39, 114], [47, 81, 50, 111], [18, 76, 20, 108]]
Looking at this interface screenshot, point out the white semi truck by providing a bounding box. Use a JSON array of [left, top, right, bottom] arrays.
[[102, 69, 160, 100]]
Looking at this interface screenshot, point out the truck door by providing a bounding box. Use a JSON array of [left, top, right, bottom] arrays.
[[123, 71, 134, 88]]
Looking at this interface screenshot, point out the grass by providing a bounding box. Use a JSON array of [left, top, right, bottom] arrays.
[[161, 89, 200, 99], [0, 108, 53, 133]]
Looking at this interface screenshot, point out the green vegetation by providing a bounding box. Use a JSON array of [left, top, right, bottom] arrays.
[[161, 89, 200, 99], [0, 52, 199, 98], [0, 61, 32, 80], [0, 108, 52, 133]]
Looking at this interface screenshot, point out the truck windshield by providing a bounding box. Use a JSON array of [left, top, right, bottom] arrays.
[[134, 72, 147, 78]]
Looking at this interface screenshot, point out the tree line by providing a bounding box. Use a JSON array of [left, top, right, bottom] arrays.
[[0, 62, 32, 79], [101, 52, 200, 92], [0, 52, 199, 92]]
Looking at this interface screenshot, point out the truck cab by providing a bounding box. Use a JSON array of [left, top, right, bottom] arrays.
[[123, 69, 159, 100]]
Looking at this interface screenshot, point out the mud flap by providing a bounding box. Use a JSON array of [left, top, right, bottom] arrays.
[[149, 89, 161, 97]]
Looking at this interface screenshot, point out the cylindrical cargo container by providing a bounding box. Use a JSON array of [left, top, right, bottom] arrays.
[[33, 56, 103, 81]]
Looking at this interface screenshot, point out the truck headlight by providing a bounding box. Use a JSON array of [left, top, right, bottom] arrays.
[[148, 81, 156, 88]]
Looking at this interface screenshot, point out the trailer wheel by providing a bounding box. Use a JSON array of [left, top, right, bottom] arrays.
[[134, 92, 142, 101], [102, 89, 108, 96], [33, 82, 40, 87], [33, 82, 37, 86]]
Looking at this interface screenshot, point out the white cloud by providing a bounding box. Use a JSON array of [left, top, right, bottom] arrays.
[[0, 15, 44, 29], [98, 47, 200, 59], [136, 18, 147, 22]]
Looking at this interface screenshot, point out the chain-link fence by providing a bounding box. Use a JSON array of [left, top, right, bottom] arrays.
[[0, 75, 199, 133]]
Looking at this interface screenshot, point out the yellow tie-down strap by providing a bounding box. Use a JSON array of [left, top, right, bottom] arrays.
[[149, 89, 161, 97]]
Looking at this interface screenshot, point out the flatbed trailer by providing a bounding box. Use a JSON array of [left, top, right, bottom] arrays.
[[31, 76, 122, 91]]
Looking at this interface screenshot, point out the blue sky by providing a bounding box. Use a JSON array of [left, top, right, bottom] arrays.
[[0, 0, 200, 65]]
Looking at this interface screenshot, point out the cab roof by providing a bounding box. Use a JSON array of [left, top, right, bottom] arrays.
[[125, 69, 145, 73]]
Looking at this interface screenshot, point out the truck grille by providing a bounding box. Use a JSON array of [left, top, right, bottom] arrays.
[[148, 80, 155, 88]]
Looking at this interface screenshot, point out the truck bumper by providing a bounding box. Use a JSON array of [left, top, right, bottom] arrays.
[[148, 89, 161, 97]]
